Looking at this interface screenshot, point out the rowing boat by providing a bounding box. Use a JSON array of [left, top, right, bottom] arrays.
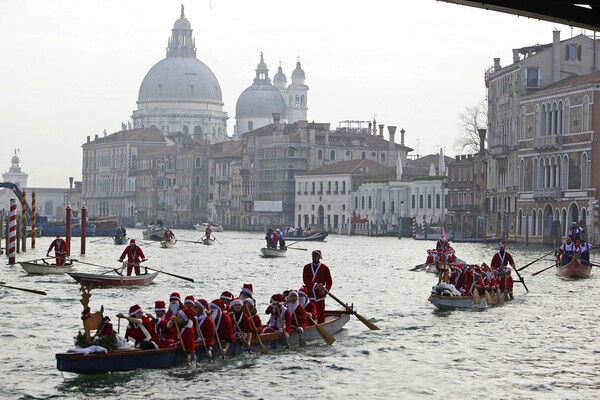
[[160, 239, 177, 248], [285, 231, 328, 242], [113, 236, 127, 245], [556, 258, 591, 278], [202, 237, 216, 245], [19, 260, 75, 275], [429, 289, 511, 310], [260, 247, 287, 258], [67, 271, 159, 287], [142, 225, 165, 241], [55, 310, 350, 374]]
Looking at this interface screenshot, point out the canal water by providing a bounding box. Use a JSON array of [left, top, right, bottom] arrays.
[[1, 230, 598, 399]]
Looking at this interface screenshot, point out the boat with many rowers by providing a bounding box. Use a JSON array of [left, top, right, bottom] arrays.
[[56, 309, 350, 374]]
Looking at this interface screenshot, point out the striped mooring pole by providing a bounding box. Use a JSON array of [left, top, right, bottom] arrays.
[[8, 198, 17, 264], [412, 216, 417, 238]]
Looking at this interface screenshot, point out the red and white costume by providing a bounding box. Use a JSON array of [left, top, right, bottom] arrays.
[[302, 255, 333, 324], [47, 236, 68, 266], [168, 308, 195, 355], [263, 302, 292, 334], [118, 240, 146, 276]]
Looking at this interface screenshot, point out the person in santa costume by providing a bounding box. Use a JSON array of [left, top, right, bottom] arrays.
[[286, 290, 307, 336], [46, 234, 68, 266], [263, 294, 291, 336], [151, 300, 176, 347], [297, 287, 317, 325], [243, 298, 263, 334], [117, 304, 160, 350], [239, 283, 254, 301], [192, 298, 215, 358], [490, 242, 515, 299], [302, 250, 333, 323], [167, 307, 196, 364], [168, 292, 183, 316], [117, 239, 147, 276], [228, 298, 254, 350], [219, 291, 234, 311], [209, 299, 235, 356], [163, 227, 176, 242]]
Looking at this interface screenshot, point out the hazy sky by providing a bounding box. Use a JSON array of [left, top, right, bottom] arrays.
[[0, 0, 579, 188]]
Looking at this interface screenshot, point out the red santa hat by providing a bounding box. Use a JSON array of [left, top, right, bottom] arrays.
[[184, 295, 195, 305], [170, 292, 181, 302], [241, 283, 254, 297], [499, 241, 506, 249], [154, 300, 166, 312], [298, 286, 309, 297], [230, 297, 243, 308], [287, 290, 298, 299], [178, 308, 194, 322], [210, 299, 226, 311], [130, 239, 136, 244], [56, 234, 61, 238], [194, 298, 208, 311], [270, 293, 284, 304], [220, 291, 234, 302], [129, 304, 142, 316], [311, 250, 323, 259]]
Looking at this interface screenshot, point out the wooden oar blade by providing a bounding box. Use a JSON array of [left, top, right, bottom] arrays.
[[299, 337, 307, 347], [259, 343, 269, 354], [532, 264, 556, 276], [355, 312, 380, 330], [1, 285, 47, 295], [315, 322, 336, 345]]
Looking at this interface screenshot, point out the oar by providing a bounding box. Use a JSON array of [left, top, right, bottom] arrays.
[[90, 237, 110, 244], [213, 236, 222, 245], [232, 317, 251, 353], [286, 240, 300, 247], [410, 263, 426, 271], [276, 305, 292, 349], [286, 247, 307, 251], [328, 292, 380, 330], [70, 259, 114, 269], [306, 313, 335, 345], [517, 250, 555, 271], [511, 264, 529, 293], [173, 320, 189, 364], [0, 283, 46, 296], [245, 304, 268, 355], [208, 315, 225, 360], [177, 239, 202, 244], [532, 263, 558, 276], [292, 312, 307, 347], [142, 266, 195, 283]]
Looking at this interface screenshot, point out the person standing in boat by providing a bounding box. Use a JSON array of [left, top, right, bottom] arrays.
[[46, 234, 68, 266], [265, 228, 277, 249], [567, 221, 585, 241], [117, 239, 147, 276], [163, 227, 175, 242], [277, 229, 286, 250], [204, 224, 213, 240], [302, 250, 333, 324], [114, 226, 124, 239], [490, 242, 515, 299], [121, 226, 127, 237]]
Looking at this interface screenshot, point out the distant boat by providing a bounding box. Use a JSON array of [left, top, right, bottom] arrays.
[[260, 247, 287, 258], [285, 231, 328, 242], [142, 224, 165, 241], [194, 222, 224, 232], [67, 271, 159, 287]]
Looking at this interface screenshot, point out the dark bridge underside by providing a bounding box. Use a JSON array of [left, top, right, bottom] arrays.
[[439, 1, 600, 31]]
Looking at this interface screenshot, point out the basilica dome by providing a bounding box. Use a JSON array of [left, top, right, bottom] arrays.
[[235, 54, 285, 117], [138, 57, 222, 103]]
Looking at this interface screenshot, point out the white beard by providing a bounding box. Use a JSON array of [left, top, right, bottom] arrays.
[[211, 308, 219, 320], [168, 302, 179, 315]]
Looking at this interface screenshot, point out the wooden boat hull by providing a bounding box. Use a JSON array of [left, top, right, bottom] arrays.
[[160, 240, 177, 248], [67, 271, 159, 287], [260, 247, 287, 257], [286, 232, 328, 242], [19, 261, 74, 275], [202, 238, 215, 245], [56, 310, 349, 374], [429, 292, 512, 310], [113, 236, 127, 245], [557, 258, 591, 278]]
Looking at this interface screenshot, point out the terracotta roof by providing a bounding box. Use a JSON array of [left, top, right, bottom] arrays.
[[536, 70, 600, 92], [84, 127, 165, 145], [211, 141, 243, 158], [297, 159, 395, 179]]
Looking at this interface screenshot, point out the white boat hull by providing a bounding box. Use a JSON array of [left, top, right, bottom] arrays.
[[19, 261, 74, 275], [260, 247, 287, 258]]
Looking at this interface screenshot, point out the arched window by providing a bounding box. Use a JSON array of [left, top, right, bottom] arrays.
[[519, 158, 525, 191], [361, 196, 365, 209], [419, 195, 424, 209], [411, 195, 416, 208], [581, 153, 589, 189], [194, 194, 201, 209], [182, 125, 189, 134], [194, 126, 202, 136], [368, 196, 372, 209], [318, 149, 323, 160], [436, 194, 440, 208], [301, 95, 305, 107], [330, 150, 336, 161], [361, 152, 366, 160], [427, 194, 432, 208], [583, 96, 590, 131], [380, 153, 386, 163]]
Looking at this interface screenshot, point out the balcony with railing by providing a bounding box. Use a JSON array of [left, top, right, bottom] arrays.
[[533, 187, 561, 200], [533, 135, 563, 151], [216, 175, 231, 184], [488, 144, 510, 158]]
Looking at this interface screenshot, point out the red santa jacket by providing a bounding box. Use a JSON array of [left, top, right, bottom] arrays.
[[302, 262, 333, 303], [490, 251, 515, 269], [212, 311, 236, 343], [125, 316, 160, 348], [48, 238, 68, 255], [194, 315, 216, 347], [265, 304, 292, 334], [287, 303, 307, 328], [119, 245, 146, 263], [230, 311, 253, 339]]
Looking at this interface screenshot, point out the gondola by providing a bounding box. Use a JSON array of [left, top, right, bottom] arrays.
[[556, 258, 592, 278]]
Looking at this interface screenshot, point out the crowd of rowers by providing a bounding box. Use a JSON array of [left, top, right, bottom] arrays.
[[428, 239, 516, 300], [92, 284, 321, 363]]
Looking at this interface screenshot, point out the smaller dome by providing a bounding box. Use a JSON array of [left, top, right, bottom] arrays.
[[236, 85, 286, 118], [11, 154, 19, 165], [174, 17, 191, 30], [292, 61, 305, 80], [273, 66, 287, 84]]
